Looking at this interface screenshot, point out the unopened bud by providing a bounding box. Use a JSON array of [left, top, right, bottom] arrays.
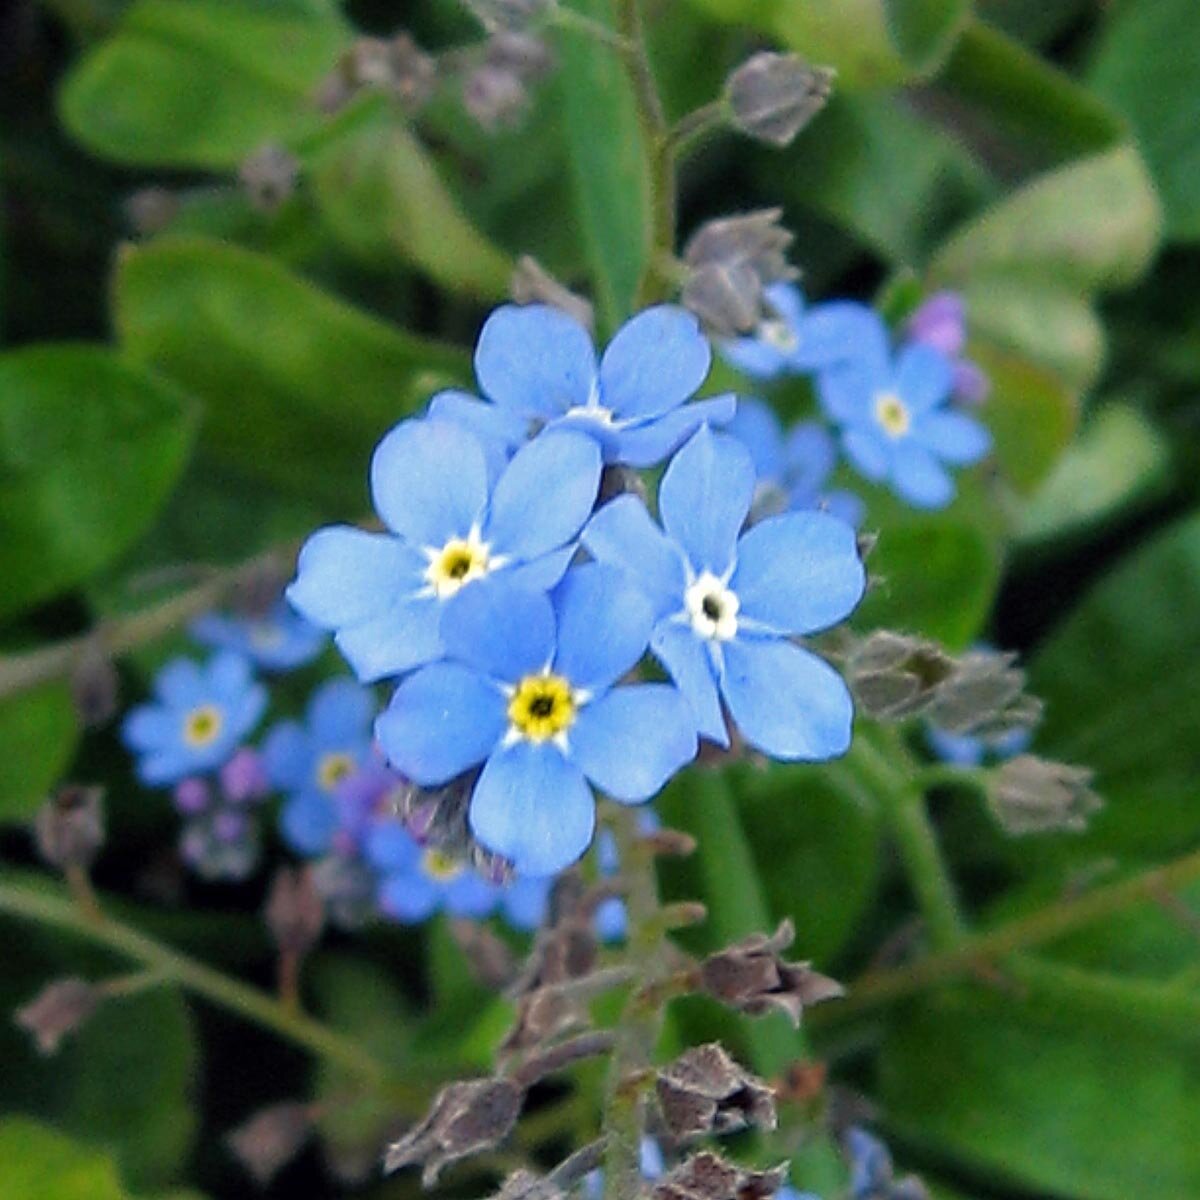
[[70, 645, 119, 728], [227, 1101, 314, 1186], [726, 53, 833, 147], [317, 33, 437, 114], [987, 756, 1102, 836], [923, 647, 1028, 736], [15, 978, 100, 1054], [220, 747, 270, 803], [384, 1077, 525, 1183], [124, 187, 180, 236], [511, 255, 594, 331], [34, 785, 104, 871], [265, 867, 325, 957], [843, 631, 956, 721], [464, 33, 554, 129], [700, 920, 843, 1026], [653, 1152, 787, 1200], [239, 143, 299, 214], [906, 292, 966, 358], [655, 1043, 776, 1141]]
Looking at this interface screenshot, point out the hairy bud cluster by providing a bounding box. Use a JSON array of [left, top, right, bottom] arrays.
[[464, 33, 555, 130], [987, 755, 1102, 835], [239, 143, 300, 214], [726, 52, 834, 147], [316, 33, 438, 114]]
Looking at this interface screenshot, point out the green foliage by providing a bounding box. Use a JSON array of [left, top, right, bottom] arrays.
[[0, 684, 79, 824], [0, 1117, 148, 1200], [0, 345, 196, 621]]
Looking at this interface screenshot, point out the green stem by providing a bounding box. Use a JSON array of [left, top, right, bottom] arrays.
[[0, 878, 418, 1104], [850, 728, 966, 949], [666, 101, 725, 162]]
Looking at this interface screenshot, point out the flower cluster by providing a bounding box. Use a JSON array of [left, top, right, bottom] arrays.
[[717, 283, 991, 510], [288, 303, 867, 877]]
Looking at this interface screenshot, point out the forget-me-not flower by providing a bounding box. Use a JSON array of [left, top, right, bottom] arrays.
[[816, 306, 991, 509], [583, 426, 864, 760], [845, 1126, 926, 1200], [263, 678, 376, 856], [727, 398, 864, 527], [287, 420, 601, 682], [905, 290, 989, 406], [376, 564, 698, 876], [123, 652, 267, 786], [191, 601, 325, 672], [427, 304, 736, 468]]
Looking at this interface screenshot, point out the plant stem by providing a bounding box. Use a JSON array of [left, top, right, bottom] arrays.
[[64, 863, 103, 926], [0, 877, 418, 1103], [849, 728, 966, 949], [666, 101, 725, 162]]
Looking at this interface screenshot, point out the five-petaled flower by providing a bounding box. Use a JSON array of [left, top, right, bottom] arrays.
[[428, 303, 736, 467], [122, 652, 267, 785], [263, 678, 376, 856], [287, 421, 601, 682], [191, 601, 326, 672], [583, 426, 865, 760], [816, 305, 991, 509], [375, 564, 698, 876]]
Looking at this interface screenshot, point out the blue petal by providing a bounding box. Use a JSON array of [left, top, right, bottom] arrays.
[[582, 495, 685, 619], [500, 876, 551, 930], [594, 896, 627, 942], [782, 421, 836, 496], [820, 489, 866, 528], [206, 651, 254, 698], [262, 721, 311, 791], [719, 334, 789, 381], [309, 678, 375, 747], [552, 564, 654, 692], [226, 683, 268, 743], [288, 526, 421, 629], [599, 306, 711, 420], [732, 511, 865, 635], [501, 545, 576, 592], [475, 305, 597, 418], [842, 428, 889, 482], [469, 741, 595, 876], [122, 705, 175, 753], [639, 1139, 665, 1180], [571, 684, 697, 802], [440, 578, 555, 681], [795, 302, 889, 375], [443, 873, 500, 918], [925, 725, 985, 767], [428, 388, 528, 452], [912, 410, 991, 465], [726, 397, 784, 480], [280, 792, 338, 857], [816, 363, 873, 426], [153, 658, 205, 707], [376, 663, 506, 786], [721, 637, 854, 760], [370, 420, 489, 547], [613, 393, 738, 469], [379, 872, 441, 923], [364, 822, 421, 872], [649, 620, 728, 746], [894, 343, 953, 413], [335, 593, 443, 682], [658, 426, 756, 575], [484, 431, 601, 561], [138, 749, 193, 787], [764, 281, 806, 327], [889, 441, 955, 509]]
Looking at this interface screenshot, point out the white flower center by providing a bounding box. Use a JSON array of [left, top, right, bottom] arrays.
[[874, 391, 911, 438], [760, 318, 799, 353], [685, 573, 740, 642], [424, 527, 492, 598], [563, 403, 616, 427]]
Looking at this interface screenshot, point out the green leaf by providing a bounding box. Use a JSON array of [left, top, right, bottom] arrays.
[[880, 983, 1200, 1200], [114, 237, 469, 507], [308, 103, 513, 300], [1026, 510, 1200, 863], [0, 345, 196, 620], [0, 684, 79, 824], [59, 0, 348, 168], [558, 0, 651, 332], [1088, 0, 1200, 242], [0, 1117, 134, 1200]]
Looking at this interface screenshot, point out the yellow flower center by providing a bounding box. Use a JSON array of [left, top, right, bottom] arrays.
[[425, 533, 491, 599], [421, 847, 465, 883], [507, 673, 577, 743], [182, 704, 224, 748], [874, 391, 911, 438], [316, 751, 356, 792], [760, 317, 799, 353]]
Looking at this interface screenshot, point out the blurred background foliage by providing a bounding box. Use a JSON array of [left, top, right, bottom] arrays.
[[1, 0, 1199, 1197]]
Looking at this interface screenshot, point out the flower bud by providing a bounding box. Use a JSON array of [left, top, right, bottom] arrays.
[[34, 785, 105, 872], [14, 977, 101, 1055], [987, 755, 1103, 836], [265, 866, 325, 957], [124, 187, 180, 236], [726, 53, 834, 147], [239, 143, 299, 213], [653, 1152, 788, 1200], [311, 852, 378, 929], [220, 747, 270, 803], [227, 1101, 314, 1186], [906, 292, 966, 358], [70, 644, 119, 728], [384, 1077, 525, 1183], [655, 1043, 776, 1141], [463, 33, 553, 129], [843, 632, 956, 721]]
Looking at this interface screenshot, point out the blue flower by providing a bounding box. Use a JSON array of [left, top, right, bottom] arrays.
[[583, 426, 864, 760], [123, 652, 267, 786], [428, 304, 736, 468], [591, 810, 659, 941], [845, 1126, 925, 1200], [585, 1138, 664, 1198], [719, 283, 879, 381], [815, 307, 991, 510], [727, 398, 864, 527], [926, 721, 1031, 767], [905, 290, 990, 406], [376, 564, 698, 876], [287, 421, 602, 682], [263, 678, 376, 856], [190, 601, 325, 672]]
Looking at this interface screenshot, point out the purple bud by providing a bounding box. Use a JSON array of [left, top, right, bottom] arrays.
[[174, 777, 211, 815], [953, 359, 991, 406], [35, 785, 105, 871], [227, 1101, 314, 1186], [220, 748, 269, 804], [179, 823, 209, 868], [15, 978, 101, 1055], [212, 809, 249, 844], [906, 291, 966, 357]]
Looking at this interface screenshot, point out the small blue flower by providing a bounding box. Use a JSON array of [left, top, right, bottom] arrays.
[[591, 810, 659, 941], [727, 398, 864, 527], [719, 283, 879, 381], [585, 1138, 664, 1198], [845, 1126, 925, 1200], [123, 652, 267, 786], [190, 601, 325, 672], [263, 678, 376, 857], [376, 564, 698, 876], [926, 721, 1031, 767], [428, 304, 736, 468], [287, 421, 602, 682], [584, 426, 864, 761], [816, 307, 991, 510]]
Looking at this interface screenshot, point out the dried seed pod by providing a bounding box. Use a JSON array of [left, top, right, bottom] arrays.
[[653, 1151, 788, 1200], [655, 1043, 776, 1140], [987, 755, 1103, 836], [14, 978, 101, 1055]]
